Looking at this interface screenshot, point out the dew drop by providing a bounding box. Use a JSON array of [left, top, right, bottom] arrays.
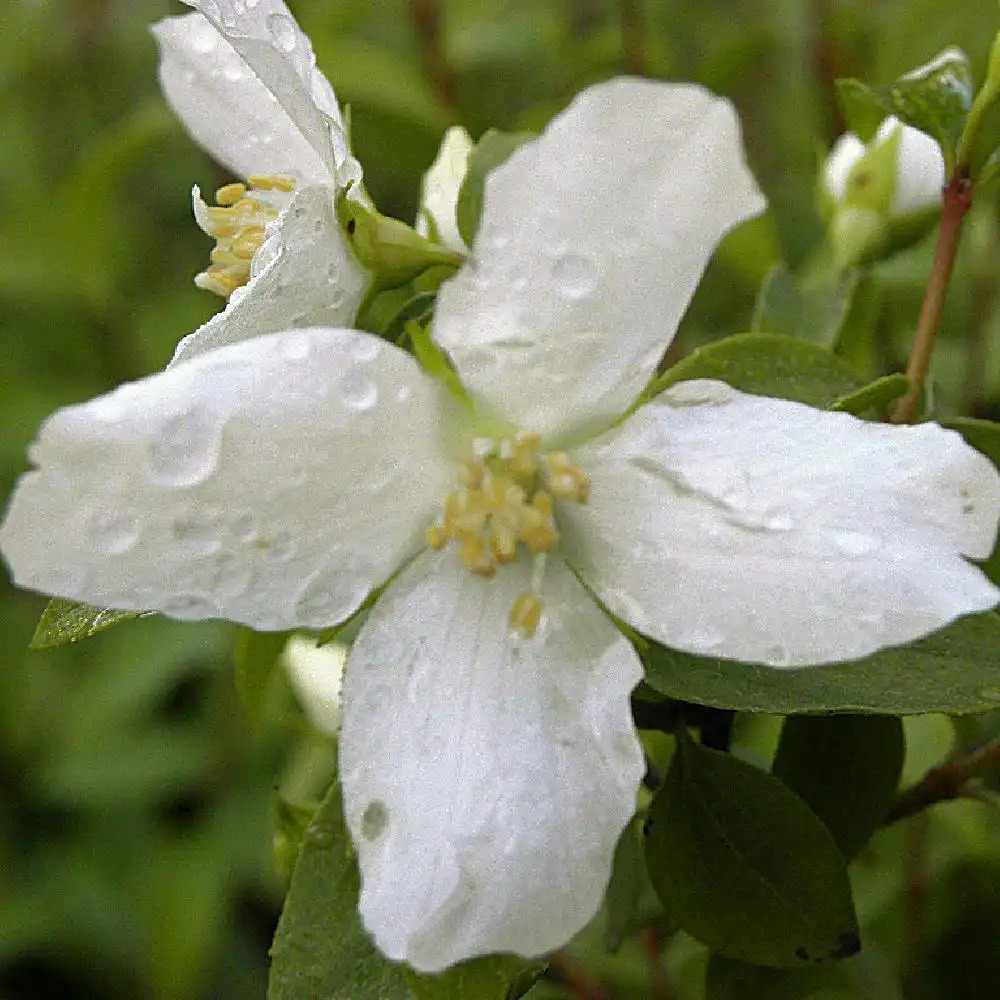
[[221, 58, 250, 83], [679, 625, 727, 653], [339, 371, 378, 412], [349, 338, 380, 363], [266, 11, 298, 52], [396, 385, 412, 404], [832, 531, 879, 557], [208, 552, 252, 598], [170, 511, 222, 556], [761, 510, 795, 532], [551, 252, 598, 299], [664, 380, 735, 407], [763, 643, 791, 667], [148, 409, 223, 488], [189, 19, 218, 54], [85, 511, 139, 554]]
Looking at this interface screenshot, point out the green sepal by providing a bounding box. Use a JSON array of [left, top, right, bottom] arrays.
[[30, 598, 145, 649], [456, 128, 536, 248], [836, 48, 973, 173], [641, 332, 864, 411], [640, 611, 1000, 716], [267, 768, 413, 1000], [643, 734, 859, 968], [338, 195, 463, 293], [772, 714, 904, 859], [405, 320, 474, 407], [829, 373, 910, 416]]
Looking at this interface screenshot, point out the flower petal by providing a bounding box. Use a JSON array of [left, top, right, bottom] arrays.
[[339, 549, 644, 971], [561, 381, 1000, 667], [433, 78, 766, 441], [0, 328, 453, 631], [171, 184, 368, 365], [153, 6, 354, 184], [416, 125, 473, 254]]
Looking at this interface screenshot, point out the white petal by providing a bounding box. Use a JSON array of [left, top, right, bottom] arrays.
[[0, 329, 454, 631], [433, 78, 766, 441], [884, 121, 944, 215], [339, 549, 643, 971], [153, 7, 354, 185], [171, 185, 369, 365], [283, 635, 346, 735], [824, 132, 866, 202], [560, 381, 1000, 667], [416, 125, 474, 254]]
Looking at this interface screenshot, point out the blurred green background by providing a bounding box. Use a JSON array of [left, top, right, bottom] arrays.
[[3, 1, 1000, 998]]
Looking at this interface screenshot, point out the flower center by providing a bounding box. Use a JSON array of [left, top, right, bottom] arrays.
[[194, 174, 296, 298], [425, 432, 590, 638]]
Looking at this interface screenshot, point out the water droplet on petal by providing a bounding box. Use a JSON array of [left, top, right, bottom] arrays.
[[170, 510, 222, 556], [339, 371, 378, 412], [551, 252, 598, 299], [664, 380, 735, 407], [148, 409, 223, 488], [678, 625, 727, 653], [761, 510, 794, 532], [266, 11, 298, 52], [189, 19, 219, 54], [349, 338, 380, 363], [208, 551, 252, 598], [764, 643, 791, 667], [396, 385, 412, 404], [85, 511, 139, 554], [832, 531, 879, 557]]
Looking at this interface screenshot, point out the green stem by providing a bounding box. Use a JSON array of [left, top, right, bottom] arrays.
[[890, 170, 974, 424], [884, 734, 1000, 824]]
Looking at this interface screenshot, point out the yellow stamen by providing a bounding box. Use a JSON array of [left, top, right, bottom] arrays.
[[510, 592, 544, 638], [215, 182, 247, 206], [247, 172, 296, 191]]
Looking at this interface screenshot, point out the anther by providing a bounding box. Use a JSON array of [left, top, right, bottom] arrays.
[[510, 592, 544, 638]]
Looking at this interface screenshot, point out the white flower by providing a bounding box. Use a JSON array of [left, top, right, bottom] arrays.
[[152, 0, 368, 366], [822, 116, 945, 268], [283, 635, 346, 736], [824, 116, 944, 217], [2, 79, 998, 973], [416, 125, 474, 255]]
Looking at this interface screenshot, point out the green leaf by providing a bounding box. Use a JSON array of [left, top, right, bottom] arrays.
[[267, 771, 413, 1000], [233, 629, 289, 730], [273, 796, 321, 884], [751, 264, 859, 348], [958, 32, 1000, 175], [456, 128, 535, 248], [30, 599, 144, 650], [942, 417, 1000, 585], [837, 49, 974, 171], [772, 715, 904, 859], [641, 611, 1000, 715], [602, 815, 668, 951], [829, 374, 910, 416], [706, 954, 860, 1000], [406, 956, 544, 999], [835, 79, 886, 142], [643, 737, 859, 967], [642, 333, 864, 410]]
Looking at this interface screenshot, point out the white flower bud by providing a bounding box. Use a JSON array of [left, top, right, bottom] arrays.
[[822, 116, 945, 267]]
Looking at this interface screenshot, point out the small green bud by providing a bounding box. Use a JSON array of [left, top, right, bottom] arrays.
[[337, 195, 463, 291], [821, 117, 944, 268]]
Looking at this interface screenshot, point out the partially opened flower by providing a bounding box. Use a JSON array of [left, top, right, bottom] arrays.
[[821, 115, 945, 268], [2, 78, 999, 973], [153, 0, 368, 365], [416, 125, 474, 255]]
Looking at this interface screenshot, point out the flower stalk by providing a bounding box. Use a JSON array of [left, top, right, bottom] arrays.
[[890, 169, 974, 424]]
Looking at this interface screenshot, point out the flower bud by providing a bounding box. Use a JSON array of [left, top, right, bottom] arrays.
[[821, 117, 945, 268]]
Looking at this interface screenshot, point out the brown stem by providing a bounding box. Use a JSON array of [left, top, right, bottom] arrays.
[[901, 811, 929, 999], [884, 735, 1000, 825], [409, 0, 458, 111], [618, 0, 647, 77], [642, 926, 674, 1000], [547, 953, 606, 999], [890, 170, 974, 424]]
